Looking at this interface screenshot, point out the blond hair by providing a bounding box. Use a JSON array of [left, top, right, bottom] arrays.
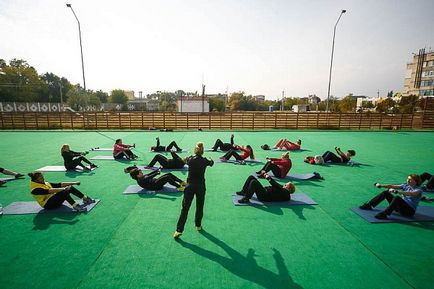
[[194, 142, 204, 156], [61, 144, 70, 154], [285, 182, 296, 193]]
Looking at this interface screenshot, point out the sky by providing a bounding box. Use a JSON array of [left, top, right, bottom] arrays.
[[1, 0, 434, 100]]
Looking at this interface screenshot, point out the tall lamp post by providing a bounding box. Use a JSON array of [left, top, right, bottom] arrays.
[[326, 9, 346, 112], [66, 3, 86, 90]]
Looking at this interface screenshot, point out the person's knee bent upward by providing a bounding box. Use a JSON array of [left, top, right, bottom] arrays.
[[148, 154, 168, 167]]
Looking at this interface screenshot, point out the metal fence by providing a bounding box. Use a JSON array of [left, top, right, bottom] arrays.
[[1, 111, 433, 130]]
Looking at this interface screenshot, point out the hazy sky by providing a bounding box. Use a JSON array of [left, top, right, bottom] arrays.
[[1, 0, 433, 100]]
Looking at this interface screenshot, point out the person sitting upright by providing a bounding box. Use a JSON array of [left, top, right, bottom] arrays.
[[146, 151, 186, 169], [211, 134, 237, 151], [255, 152, 292, 178], [322, 147, 355, 164], [359, 174, 422, 219], [274, 139, 302, 151], [113, 139, 137, 160], [219, 145, 254, 164], [28, 171, 94, 212], [236, 171, 296, 204], [151, 137, 182, 152], [61, 144, 97, 172]]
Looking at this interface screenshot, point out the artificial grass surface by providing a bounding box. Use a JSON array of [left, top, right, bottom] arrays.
[[0, 130, 433, 289]]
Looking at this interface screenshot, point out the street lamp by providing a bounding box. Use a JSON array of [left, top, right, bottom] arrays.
[[326, 9, 346, 112], [66, 3, 86, 90]]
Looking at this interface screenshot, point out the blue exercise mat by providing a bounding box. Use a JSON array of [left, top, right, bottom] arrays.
[[351, 206, 434, 223], [275, 173, 318, 181], [150, 149, 188, 153], [2, 199, 100, 215], [123, 184, 179, 195], [0, 177, 15, 182], [35, 165, 96, 172], [232, 193, 317, 206], [271, 148, 310, 152]]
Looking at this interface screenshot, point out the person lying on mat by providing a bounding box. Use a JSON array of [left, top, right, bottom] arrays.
[[219, 145, 254, 164], [255, 152, 292, 178], [211, 134, 238, 151], [113, 139, 138, 160], [61, 144, 97, 172], [321, 147, 355, 164], [28, 172, 94, 212], [359, 174, 423, 220], [0, 167, 24, 186], [174, 142, 214, 239], [151, 137, 183, 152], [145, 151, 186, 169], [127, 167, 186, 192], [236, 171, 296, 204], [273, 139, 302, 151]]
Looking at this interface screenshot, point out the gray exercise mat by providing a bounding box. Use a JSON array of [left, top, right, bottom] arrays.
[[136, 165, 188, 171], [36, 165, 96, 172], [216, 159, 262, 164], [0, 177, 15, 182], [232, 193, 317, 206], [272, 148, 310, 152], [278, 173, 317, 181], [90, 155, 115, 160], [150, 149, 188, 153], [123, 184, 179, 195], [91, 147, 112, 151], [2, 199, 100, 215], [351, 206, 434, 223]]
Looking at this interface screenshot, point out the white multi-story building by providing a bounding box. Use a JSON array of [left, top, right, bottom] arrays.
[[403, 48, 434, 97]]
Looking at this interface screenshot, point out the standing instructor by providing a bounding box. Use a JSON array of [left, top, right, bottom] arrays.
[[174, 142, 213, 239]]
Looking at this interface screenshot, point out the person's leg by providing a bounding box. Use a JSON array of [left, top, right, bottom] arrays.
[[0, 167, 24, 178], [274, 139, 284, 148], [176, 186, 195, 232], [153, 173, 181, 189], [148, 154, 168, 167], [44, 189, 76, 208], [367, 190, 394, 208], [166, 141, 181, 151], [230, 134, 234, 145], [420, 172, 434, 189], [382, 196, 415, 217], [322, 151, 341, 163], [244, 178, 267, 200], [225, 150, 242, 161], [195, 189, 205, 228], [241, 175, 257, 193], [67, 186, 85, 199], [212, 139, 223, 151]]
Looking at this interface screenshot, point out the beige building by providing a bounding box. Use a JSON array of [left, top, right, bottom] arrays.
[[403, 48, 434, 97]]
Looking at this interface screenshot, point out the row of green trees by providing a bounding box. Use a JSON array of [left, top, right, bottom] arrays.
[[0, 58, 421, 113], [0, 58, 130, 110]]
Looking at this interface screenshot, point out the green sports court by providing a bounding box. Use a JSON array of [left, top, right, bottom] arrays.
[[0, 130, 433, 289]]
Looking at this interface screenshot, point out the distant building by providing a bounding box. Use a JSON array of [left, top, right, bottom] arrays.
[[308, 94, 321, 104], [292, 104, 310, 112], [254, 95, 265, 102], [403, 48, 434, 97], [177, 96, 209, 113]]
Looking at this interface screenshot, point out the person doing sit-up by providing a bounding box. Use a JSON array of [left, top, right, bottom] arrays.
[[113, 139, 137, 160], [151, 137, 182, 152], [211, 134, 237, 151], [236, 172, 295, 204], [255, 152, 292, 178], [359, 174, 422, 220], [321, 147, 355, 163], [128, 167, 186, 191], [274, 139, 302, 150], [61, 144, 97, 172], [219, 145, 254, 164], [146, 151, 186, 169], [28, 171, 94, 212]]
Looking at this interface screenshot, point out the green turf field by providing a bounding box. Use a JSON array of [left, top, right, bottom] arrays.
[[0, 130, 433, 289]]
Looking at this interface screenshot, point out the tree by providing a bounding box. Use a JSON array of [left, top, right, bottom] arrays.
[[387, 90, 394, 98], [228, 92, 258, 111], [209, 97, 225, 112], [338, 95, 357, 112], [88, 93, 102, 109], [398, 95, 418, 113], [109, 89, 128, 104], [0, 59, 46, 102], [66, 85, 89, 111], [40, 73, 72, 103], [376, 98, 396, 113], [94, 90, 109, 103]]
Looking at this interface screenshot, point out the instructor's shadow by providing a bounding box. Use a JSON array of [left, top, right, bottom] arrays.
[[178, 230, 303, 289]]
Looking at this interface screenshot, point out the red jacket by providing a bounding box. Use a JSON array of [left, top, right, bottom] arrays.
[[270, 158, 292, 178], [113, 143, 129, 156]]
